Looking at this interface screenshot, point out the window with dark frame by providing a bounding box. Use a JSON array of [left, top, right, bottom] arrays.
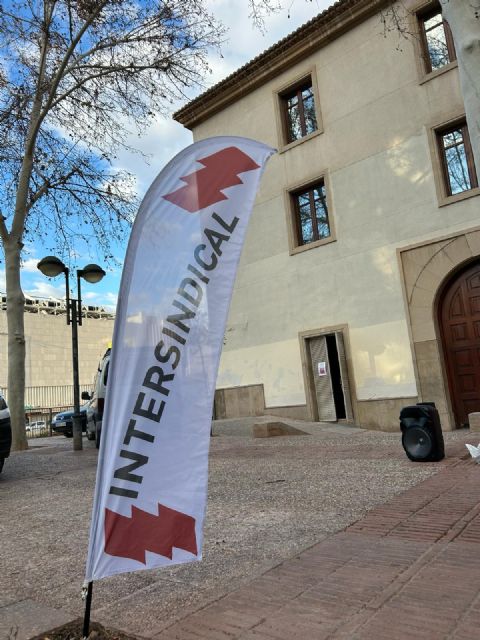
[[419, 5, 456, 73], [437, 121, 478, 196], [292, 181, 330, 247], [281, 79, 317, 144]]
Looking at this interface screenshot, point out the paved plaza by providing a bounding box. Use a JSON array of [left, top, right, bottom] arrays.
[[1, 417, 479, 639]]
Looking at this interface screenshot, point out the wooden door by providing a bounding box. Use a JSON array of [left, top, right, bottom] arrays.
[[440, 263, 480, 427]]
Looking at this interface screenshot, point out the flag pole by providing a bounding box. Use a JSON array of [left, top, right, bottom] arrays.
[[82, 581, 93, 638]]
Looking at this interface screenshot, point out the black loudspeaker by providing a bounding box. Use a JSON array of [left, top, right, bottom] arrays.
[[400, 403, 445, 462]]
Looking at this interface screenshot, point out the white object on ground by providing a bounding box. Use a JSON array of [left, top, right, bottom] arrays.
[[465, 443, 480, 463]]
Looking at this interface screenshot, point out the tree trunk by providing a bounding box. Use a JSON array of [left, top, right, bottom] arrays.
[[4, 238, 27, 451], [442, 0, 480, 172]]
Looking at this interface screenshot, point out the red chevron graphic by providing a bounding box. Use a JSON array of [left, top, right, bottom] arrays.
[[104, 503, 197, 564], [163, 146, 260, 213]]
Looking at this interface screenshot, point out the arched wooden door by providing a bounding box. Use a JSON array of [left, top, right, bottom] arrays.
[[439, 262, 480, 427]]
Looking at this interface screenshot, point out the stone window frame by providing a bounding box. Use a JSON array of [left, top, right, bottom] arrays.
[[411, 0, 458, 85], [427, 113, 480, 207], [438, 121, 478, 196], [284, 171, 336, 255], [274, 67, 323, 153]]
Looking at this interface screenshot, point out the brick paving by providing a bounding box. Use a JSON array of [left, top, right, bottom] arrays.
[[154, 442, 480, 640]]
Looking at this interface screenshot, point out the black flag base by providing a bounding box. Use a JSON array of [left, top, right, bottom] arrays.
[[82, 581, 93, 639]]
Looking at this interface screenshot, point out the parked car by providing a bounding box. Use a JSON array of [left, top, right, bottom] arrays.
[[84, 348, 110, 449], [26, 420, 48, 436], [51, 402, 94, 438], [0, 393, 11, 473]]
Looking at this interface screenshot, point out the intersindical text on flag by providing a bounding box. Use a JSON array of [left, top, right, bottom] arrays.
[[85, 137, 275, 582]]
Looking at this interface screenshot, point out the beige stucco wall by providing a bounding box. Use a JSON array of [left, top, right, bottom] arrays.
[[189, 5, 480, 425], [0, 310, 113, 389], [399, 228, 480, 431]]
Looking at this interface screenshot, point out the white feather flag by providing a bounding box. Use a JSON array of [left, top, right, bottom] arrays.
[[85, 137, 275, 581]]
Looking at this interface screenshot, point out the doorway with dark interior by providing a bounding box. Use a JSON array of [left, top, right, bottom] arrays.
[[307, 331, 353, 422]]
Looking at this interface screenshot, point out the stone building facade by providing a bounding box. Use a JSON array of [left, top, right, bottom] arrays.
[[0, 304, 114, 405], [175, 0, 480, 431]]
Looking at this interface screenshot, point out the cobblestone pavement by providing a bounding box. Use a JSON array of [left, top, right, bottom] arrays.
[[154, 439, 480, 640], [1, 419, 478, 639]]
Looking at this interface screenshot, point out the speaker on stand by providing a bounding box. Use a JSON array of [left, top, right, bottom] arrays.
[[400, 402, 445, 462]]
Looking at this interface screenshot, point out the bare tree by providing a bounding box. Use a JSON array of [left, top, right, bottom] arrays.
[[0, 0, 279, 451]]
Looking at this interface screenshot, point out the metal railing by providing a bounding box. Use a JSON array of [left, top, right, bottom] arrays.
[[25, 406, 74, 439], [0, 384, 93, 409], [0, 292, 114, 319], [0, 385, 94, 439]]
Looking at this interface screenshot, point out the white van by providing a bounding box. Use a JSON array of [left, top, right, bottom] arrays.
[[84, 347, 110, 449]]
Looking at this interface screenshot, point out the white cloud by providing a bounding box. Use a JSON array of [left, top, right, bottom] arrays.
[[22, 258, 40, 273], [205, 0, 327, 83], [101, 291, 118, 312], [115, 117, 192, 196], [81, 289, 117, 311], [25, 280, 66, 299], [7, 2, 331, 308], [114, 1, 330, 197], [21, 277, 117, 312], [104, 291, 118, 303], [83, 291, 100, 301]]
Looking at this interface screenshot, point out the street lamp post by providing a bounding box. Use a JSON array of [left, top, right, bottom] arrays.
[[37, 257, 105, 451]]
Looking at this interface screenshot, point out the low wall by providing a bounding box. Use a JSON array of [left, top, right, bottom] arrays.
[[214, 384, 265, 419], [265, 404, 309, 421], [356, 397, 419, 432]]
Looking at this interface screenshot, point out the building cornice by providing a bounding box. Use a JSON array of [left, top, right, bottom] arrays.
[[174, 0, 393, 130]]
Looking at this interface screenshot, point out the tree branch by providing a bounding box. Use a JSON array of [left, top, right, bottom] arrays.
[[36, 0, 110, 132]]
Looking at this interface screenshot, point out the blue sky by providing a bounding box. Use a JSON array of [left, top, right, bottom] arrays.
[[11, 0, 330, 311]]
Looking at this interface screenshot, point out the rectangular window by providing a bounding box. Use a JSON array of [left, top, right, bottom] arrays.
[[437, 121, 478, 196], [292, 181, 330, 246], [419, 5, 456, 73], [281, 79, 317, 144]]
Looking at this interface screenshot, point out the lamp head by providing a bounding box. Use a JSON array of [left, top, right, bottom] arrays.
[[80, 264, 106, 284], [37, 256, 67, 278]]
